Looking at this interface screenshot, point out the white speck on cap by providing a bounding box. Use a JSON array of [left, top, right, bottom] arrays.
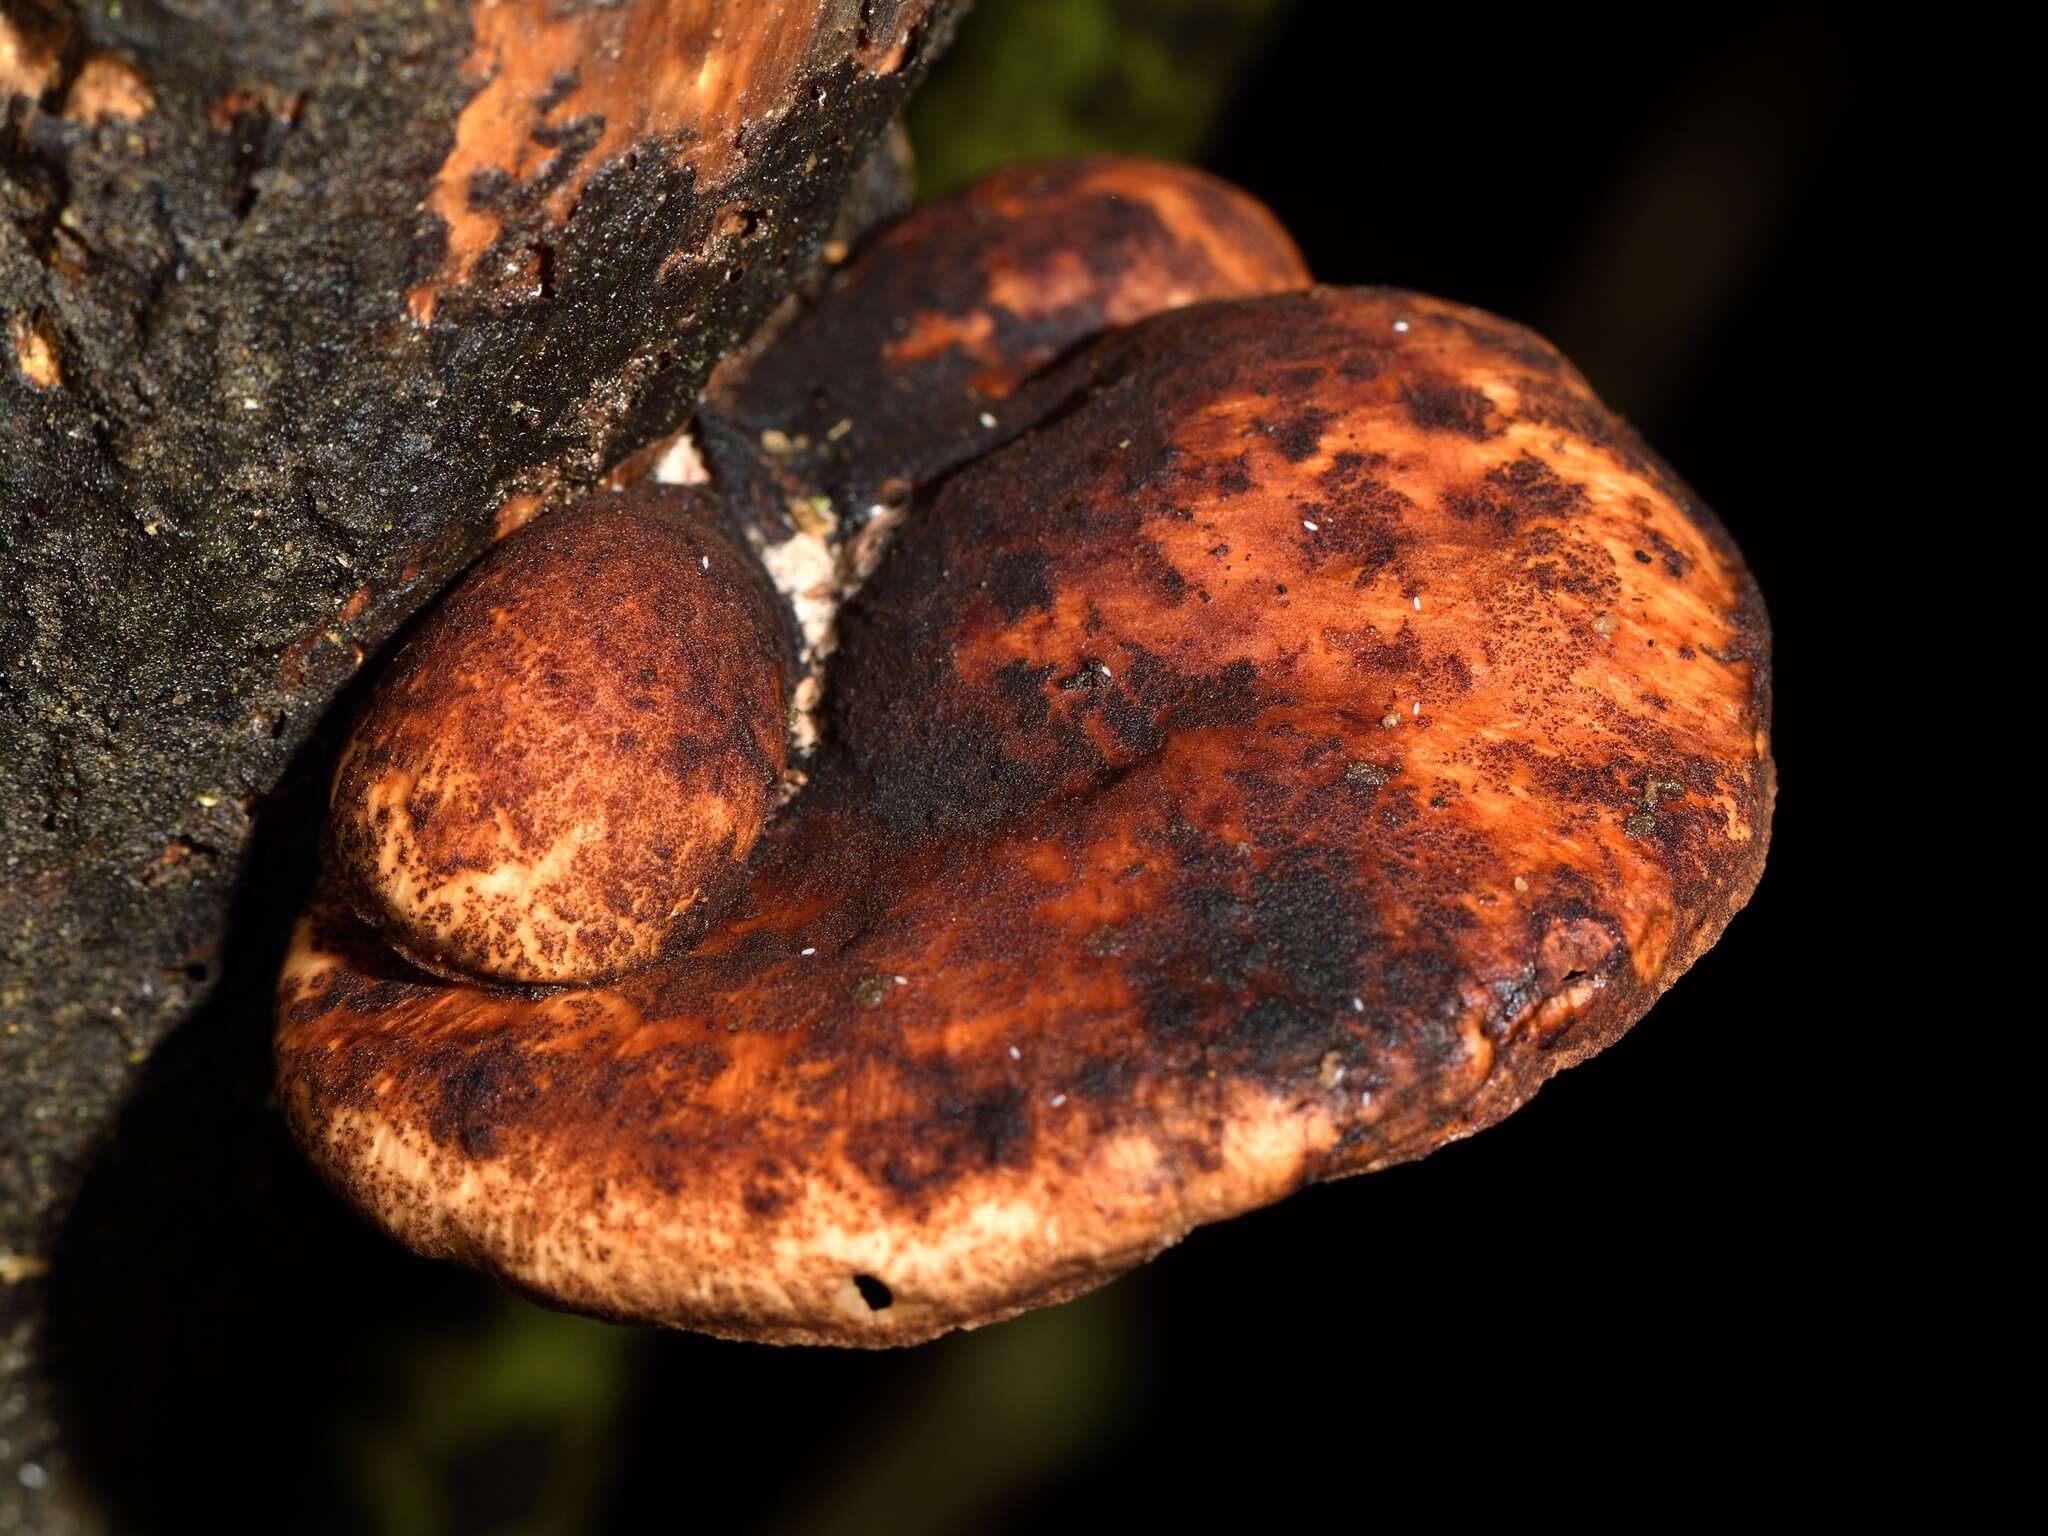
[[1351, 996, 1364, 1012], [1392, 320, 1410, 333], [1302, 519, 1319, 531], [800, 946, 816, 956], [1009, 1045, 1022, 1060], [1049, 1093, 1068, 1108], [700, 555, 709, 570], [893, 975, 908, 986], [1413, 595, 1422, 610], [978, 411, 997, 429]]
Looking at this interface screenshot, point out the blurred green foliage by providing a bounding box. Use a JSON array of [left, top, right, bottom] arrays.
[[908, 0, 1287, 197], [333, 1280, 1136, 1536], [779, 1280, 1139, 1536], [346, 1300, 632, 1536]]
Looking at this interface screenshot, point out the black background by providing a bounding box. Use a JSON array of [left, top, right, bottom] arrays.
[[44, 4, 1910, 1528]]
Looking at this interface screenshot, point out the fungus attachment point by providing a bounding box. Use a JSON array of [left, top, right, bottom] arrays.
[[699, 154, 1313, 751], [328, 488, 788, 985]]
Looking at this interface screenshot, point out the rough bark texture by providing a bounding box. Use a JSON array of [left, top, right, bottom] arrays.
[[0, 0, 961, 1524]]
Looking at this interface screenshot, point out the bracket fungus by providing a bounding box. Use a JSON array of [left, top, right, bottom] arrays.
[[277, 158, 1773, 1345]]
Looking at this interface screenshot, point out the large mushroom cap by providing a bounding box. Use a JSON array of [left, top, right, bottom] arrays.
[[278, 285, 1770, 1345]]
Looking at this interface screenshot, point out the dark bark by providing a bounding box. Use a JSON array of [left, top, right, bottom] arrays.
[[0, 0, 961, 1522]]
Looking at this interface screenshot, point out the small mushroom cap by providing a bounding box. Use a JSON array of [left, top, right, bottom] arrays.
[[328, 488, 788, 985], [280, 287, 1770, 1344], [701, 154, 1311, 529]]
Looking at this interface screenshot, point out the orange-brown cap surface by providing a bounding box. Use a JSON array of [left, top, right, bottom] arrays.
[[280, 286, 1770, 1344], [328, 489, 789, 985]]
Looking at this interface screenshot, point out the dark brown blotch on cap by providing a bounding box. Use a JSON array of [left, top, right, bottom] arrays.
[[698, 154, 1312, 544]]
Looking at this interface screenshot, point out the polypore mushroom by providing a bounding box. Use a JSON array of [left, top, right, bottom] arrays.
[[327, 488, 791, 985], [278, 172, 1771, 1346]]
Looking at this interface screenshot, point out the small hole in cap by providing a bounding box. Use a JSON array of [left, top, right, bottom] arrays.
[[852, 1273, 893, 1311]]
